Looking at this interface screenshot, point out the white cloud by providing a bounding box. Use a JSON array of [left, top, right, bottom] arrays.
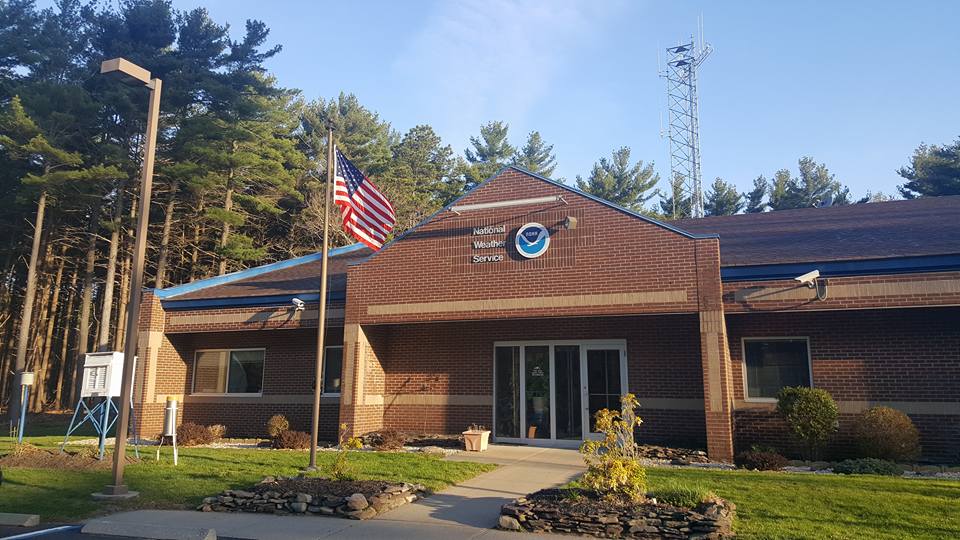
[[391, 0, 624, 146]]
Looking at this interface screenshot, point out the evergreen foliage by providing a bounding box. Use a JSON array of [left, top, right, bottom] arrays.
[[658, 173, 691, 219], [511, 130, 557, 177], [704, 177, 744, 216], [577, 147, 659, 211], [897, 138, 960, 198]]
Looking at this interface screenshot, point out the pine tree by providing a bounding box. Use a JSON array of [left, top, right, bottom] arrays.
[[576, 147, 659, 211], [897, 138, 960, 198], [744, 175, 767, 213], [783, 157, 845, 208], [464, 121, 514, 188], [381, 124, 457, 229], [704, 177, 744, 216], [511, 131, 556, 177], [657, 173, 691, 218], [768, 169, 793, 210]]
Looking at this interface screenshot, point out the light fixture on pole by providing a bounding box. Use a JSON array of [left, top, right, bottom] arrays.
[[93, 57, 162, 500]]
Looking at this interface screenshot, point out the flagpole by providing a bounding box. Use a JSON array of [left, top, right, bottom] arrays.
[[307, 125, 334, 470]]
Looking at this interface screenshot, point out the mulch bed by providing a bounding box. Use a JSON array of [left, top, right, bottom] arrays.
[[0, 444, 138, 471], [500, 488, 735, 539], [254, 476, 390, 499]]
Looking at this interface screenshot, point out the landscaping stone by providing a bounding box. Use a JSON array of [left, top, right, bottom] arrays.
[[197, 476, 426, 521], [499, 488, 735, 539]]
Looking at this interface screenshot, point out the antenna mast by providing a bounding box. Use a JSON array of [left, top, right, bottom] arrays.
[[660, 22, 712, 218]]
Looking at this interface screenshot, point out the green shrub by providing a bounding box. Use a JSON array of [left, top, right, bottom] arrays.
[[833, 458, 902, 476], [266, 415, 290, 438], [651, 482, 715, 508], [330, 423, 362, 480], [272, 430, 311, 449], [776, 387, 838, 459], [580, 393, 647, 502], [852, 406, 921, 462], [735, 449, 789, 471], [177, 422, 216, 446]]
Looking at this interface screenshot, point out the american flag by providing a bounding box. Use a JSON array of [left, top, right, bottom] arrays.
[[333, 148, 396, 250]]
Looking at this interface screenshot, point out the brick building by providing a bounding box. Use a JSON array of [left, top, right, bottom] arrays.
[[133, 167, 960, 462]]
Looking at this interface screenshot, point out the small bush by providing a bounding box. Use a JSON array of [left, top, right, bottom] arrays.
[[776, 387, 838, 459], [580, 393, 647, 502], [369, 429, 407, 450], [272, 430, 311, 450], [266, 415, 290, 438], [651, 482, 715, 508], [833, 458, 902, 476], [736, 449, 789, 471], [207, 424, 227, 441], [331, 423, 358, 480], [852, 406, 921, 462], [177, 422, 216, 446]]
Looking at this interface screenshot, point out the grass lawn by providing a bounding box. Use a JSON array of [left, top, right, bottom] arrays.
[[646, 467, 960, 540], [0, 435, 496, 522]]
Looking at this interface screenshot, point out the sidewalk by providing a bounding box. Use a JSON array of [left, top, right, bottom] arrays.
[[83, 445, 585, 540]]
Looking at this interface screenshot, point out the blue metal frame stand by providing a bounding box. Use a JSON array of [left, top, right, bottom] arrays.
[[60, 397, 140, 460]]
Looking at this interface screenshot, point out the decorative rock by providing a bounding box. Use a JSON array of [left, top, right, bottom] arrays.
[[499, 515, 522, 530], [419, 446, 447, 456], [289, 502, 308, 513], [346, 493, 369, 511], [294, 493, 312, 504]]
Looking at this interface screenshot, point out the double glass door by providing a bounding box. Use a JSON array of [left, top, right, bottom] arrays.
[[494, 341, 627, 444]]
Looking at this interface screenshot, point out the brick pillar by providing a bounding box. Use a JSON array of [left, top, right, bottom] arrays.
[[695, 239, 735, 462], [338, 323, 385, 436], [132, 290, 169, 439]]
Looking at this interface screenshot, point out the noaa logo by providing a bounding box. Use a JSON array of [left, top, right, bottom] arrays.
[[515, 222, 550, 259]]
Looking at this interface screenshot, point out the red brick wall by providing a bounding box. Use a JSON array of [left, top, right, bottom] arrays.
[[723, 271, 960, 313], [346, 169, 706, 326], [367, 315, 706, 446], [728, 307, 960, 461], [137, 326, 343, 441]]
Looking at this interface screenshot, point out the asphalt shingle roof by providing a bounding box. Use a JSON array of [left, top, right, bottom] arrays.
[[675, 195, 960, 267]]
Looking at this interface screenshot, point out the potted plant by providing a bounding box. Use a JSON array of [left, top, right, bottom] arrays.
[[462, 424, 491, 452]]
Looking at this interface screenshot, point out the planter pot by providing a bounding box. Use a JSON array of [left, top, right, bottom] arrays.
[[462, 430, 491, 452]]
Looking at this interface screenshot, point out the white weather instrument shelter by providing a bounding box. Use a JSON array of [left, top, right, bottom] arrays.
[[61, 352, 139, 459]]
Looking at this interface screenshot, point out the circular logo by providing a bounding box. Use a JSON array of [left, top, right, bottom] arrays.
[[515, 222, 550, 259]]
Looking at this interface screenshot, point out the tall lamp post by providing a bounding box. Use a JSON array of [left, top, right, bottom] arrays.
[[95, 58, 161, 499]]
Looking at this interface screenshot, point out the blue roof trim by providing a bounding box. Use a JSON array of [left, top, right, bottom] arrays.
[[153, 243, 366, 300], [363, 165, 715, 263], [162, 291, 347, 311], [721, 254, 960, 282]]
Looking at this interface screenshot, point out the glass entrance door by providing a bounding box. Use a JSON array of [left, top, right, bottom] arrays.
[[584, 348, 625, 435], [494, 341, 626, 445]]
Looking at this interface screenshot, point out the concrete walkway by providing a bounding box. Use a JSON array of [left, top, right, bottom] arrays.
[[83, 445, 584, 540]]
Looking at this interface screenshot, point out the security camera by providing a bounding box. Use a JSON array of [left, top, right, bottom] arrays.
[[291, 298, 305, 311], [794, 269, 820, 288]]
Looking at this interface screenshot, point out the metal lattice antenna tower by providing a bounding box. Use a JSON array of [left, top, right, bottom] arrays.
[[661, 31, 712, 218]]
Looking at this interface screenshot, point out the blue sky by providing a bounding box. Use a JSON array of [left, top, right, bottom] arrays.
[[133, 1, 960, 197]]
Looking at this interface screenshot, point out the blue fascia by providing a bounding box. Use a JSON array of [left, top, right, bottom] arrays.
[[720, 254, 960, 282], [153, 243, 366, 300], [162, 291, 347, 311]]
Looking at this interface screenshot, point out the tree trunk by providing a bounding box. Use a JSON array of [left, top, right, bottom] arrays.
[[32, 245, 66, 411], [115, 192, 138, 351], [54, 262, 79, 409], [9, 190, 47, 430], [71, 211, 98, 406], [218, 182, 234, 275], [155, 179, 179, 288], [97, 183, 125, 351]]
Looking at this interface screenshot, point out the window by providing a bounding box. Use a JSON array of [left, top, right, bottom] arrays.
[[192, 349, 264, 395], [743, 338, 811, 400], [323, 346, 343, 395]]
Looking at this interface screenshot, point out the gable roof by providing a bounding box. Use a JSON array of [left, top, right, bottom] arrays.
[[361, 165, 717, 263], [675, 195, 960, 270]]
